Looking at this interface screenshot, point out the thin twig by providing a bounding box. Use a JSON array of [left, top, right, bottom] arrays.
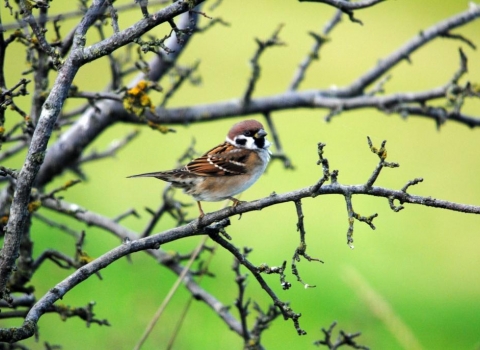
[[134, 235, 212, 350]]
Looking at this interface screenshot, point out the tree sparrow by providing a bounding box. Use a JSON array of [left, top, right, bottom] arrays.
[[129, 120, 271, 218]]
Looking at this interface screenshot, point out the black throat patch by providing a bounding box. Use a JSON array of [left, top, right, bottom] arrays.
[[254, 137, 265, 149]]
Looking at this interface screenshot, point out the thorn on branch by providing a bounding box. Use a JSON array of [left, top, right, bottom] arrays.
[[313, 321, 369, 349], [298, 0, 386, 25], [113, 208, 140, 223], [440, 31, 477, 50]]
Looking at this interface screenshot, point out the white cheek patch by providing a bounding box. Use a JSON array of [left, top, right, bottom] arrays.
[[227, 135, 257, 150]]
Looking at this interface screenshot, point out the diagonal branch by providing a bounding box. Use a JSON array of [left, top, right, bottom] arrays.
[[35, 9, 202, 187], [339, 3, 480, 95]]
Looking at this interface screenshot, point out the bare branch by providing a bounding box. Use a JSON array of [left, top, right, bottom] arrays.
[[291, 199, 323, 287], [299, 0, 384, 10], [299, 0, 386, 25], [36, 9, 202, 186], [340, 4, 480, 95], [0, 0, 107, 300], [76, 130, 140, 165], [314, 321, 369, 349], [243, 24, 285, 105]]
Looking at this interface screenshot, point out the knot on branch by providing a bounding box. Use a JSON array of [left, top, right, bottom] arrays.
[[203, 218, 232, 240], [388, 177, 424, 212], [257, 261, 291, 290]]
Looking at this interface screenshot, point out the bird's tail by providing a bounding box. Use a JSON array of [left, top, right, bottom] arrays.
[[127, 171, 170, 180]]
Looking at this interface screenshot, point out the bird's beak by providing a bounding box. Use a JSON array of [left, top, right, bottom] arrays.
[[255, 129, 267, 138]]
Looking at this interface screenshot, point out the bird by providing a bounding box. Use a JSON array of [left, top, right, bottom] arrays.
[[128, 119, 271, 218]]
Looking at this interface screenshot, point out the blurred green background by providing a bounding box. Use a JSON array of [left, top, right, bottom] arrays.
[[1, 0, 480, 349]]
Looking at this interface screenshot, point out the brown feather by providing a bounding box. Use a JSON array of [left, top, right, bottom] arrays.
[[186, 142, 249, 176]]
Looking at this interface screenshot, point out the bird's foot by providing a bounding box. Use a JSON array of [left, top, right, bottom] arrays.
[[197, 201, 205, 220], [228, 197, 244, 219]]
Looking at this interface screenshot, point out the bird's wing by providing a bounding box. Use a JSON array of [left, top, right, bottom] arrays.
[[186, 142, 250, 176]]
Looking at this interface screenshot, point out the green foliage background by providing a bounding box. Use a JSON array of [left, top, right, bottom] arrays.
[[2, 0, 480, 349]]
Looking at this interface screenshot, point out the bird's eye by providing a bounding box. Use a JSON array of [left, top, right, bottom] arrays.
[[243, 131, 253, 137]]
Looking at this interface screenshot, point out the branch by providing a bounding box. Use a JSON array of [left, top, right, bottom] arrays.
[[298, 0, 384, 10], [17, 0, 60, 66], [208, 230, 307, 336], [79, 1, 205, 64], [314, 321, 369, 349], [35, 9, 202, 186], [37, 197, 243, 336], [150, 85, 478, 127], [299, 0, 386, 25], [339, 4, 480, 95], [32, 5, 480, 191], [288, 9, 342, 91], [243, 24, 285, 105], [0, 0, 107, 301], [2, 140, 476, 342]]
